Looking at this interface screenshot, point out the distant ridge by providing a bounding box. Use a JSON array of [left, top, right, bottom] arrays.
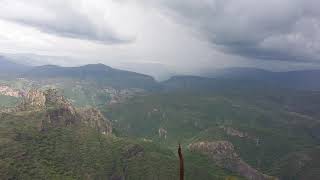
[[0, 56, 31, 77], [2, 56, 320, 91], [22, 63, 159, 90], [163, 68, 320, 91]]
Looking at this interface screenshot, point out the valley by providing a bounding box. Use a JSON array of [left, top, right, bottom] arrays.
[[0, 61, 319, 180], [2, 1, 320, 179]]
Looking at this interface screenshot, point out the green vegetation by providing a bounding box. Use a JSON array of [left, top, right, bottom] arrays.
[[1, 75, 320, 179], [62, 84, 111, 107], [103, 91, 320, 179], [0, 95, 20, 107], [0, 97, 242, 180], [1, 61, 320, 179]]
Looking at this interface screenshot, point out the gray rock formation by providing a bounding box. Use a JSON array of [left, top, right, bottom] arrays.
[[78, 108, 113, 135], [189, 141, 276, 180], [19, 89, 46, 110], [16, 88, 112, 135], [0, 85, 23, 97], [158, 128, 167, 140]]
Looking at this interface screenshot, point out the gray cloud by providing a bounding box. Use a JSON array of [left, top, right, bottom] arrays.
[[0, 0, 133, 44], [1, 0, 320, 79], [149, 0, 320, 62]]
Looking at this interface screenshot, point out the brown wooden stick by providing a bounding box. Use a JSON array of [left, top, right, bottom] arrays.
[[178, 144, 184, 180]]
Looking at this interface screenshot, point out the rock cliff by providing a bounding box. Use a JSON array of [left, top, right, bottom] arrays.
[[18, 89, 46, 110], [17, 88, 112, 135], [189, 141, 276, 180], [0, 85, 23, 97], [78, 108, 113, 135]]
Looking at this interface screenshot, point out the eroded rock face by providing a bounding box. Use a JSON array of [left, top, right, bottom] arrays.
[[0, 85, 23, 97], [104, 87, 145, 105], [44, 89, 73, 107], [223, 127, 248, 138], [189, 141, 275, 180], [43, 107, 79, 131], [220, 126, 259, 144], [19, 89, 46, 110], [78, 108, 113, 135], [17, 89, 112, 135], [158, 128, 167, 140]]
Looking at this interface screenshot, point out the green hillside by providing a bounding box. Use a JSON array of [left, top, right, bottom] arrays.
[[0, 90, 243, 180], [1, 76, 320, 179], [22, 64, 159, 90], [104, 91, 320, 179], [0, 95, 20, 107]]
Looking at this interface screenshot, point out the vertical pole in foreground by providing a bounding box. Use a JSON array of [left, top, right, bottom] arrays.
[[178, 144, 184, 180]]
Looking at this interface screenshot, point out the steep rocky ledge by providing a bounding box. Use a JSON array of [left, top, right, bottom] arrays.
[[18, 89, 46, 110], [189, 141, 276, 180], [78, 108, 112, 135], [16, 88, 112, 135]]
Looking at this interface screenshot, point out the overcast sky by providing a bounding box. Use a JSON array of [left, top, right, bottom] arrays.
[[1, 0, 320, 79]]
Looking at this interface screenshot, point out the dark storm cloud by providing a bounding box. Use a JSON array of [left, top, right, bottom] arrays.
[[150, 0, 320, 62], [2, 0, 320, 62], [1, 0, 320, 78], [0, 0, 133, 44]]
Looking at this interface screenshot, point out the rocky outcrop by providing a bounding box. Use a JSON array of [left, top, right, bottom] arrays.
[[222, 127, 248, 138], [221, 126, 260, 144], [158, 128, 167, 140], [43, 106, 78, 130], [16, 89, 112, 135], [104, 87, 145, 105], [0, 85, 23, 97], [18, 89, 46, 110], [44, 89, 74, 108], [189, 141, 275, 180], [78, 108, 112, 135], [18, 88, 76, 111]]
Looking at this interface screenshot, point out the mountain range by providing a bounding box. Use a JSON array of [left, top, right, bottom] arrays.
[[1, 58, 320, 179], [0, 56, 31, 77], [2, 58, 320, 91]]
